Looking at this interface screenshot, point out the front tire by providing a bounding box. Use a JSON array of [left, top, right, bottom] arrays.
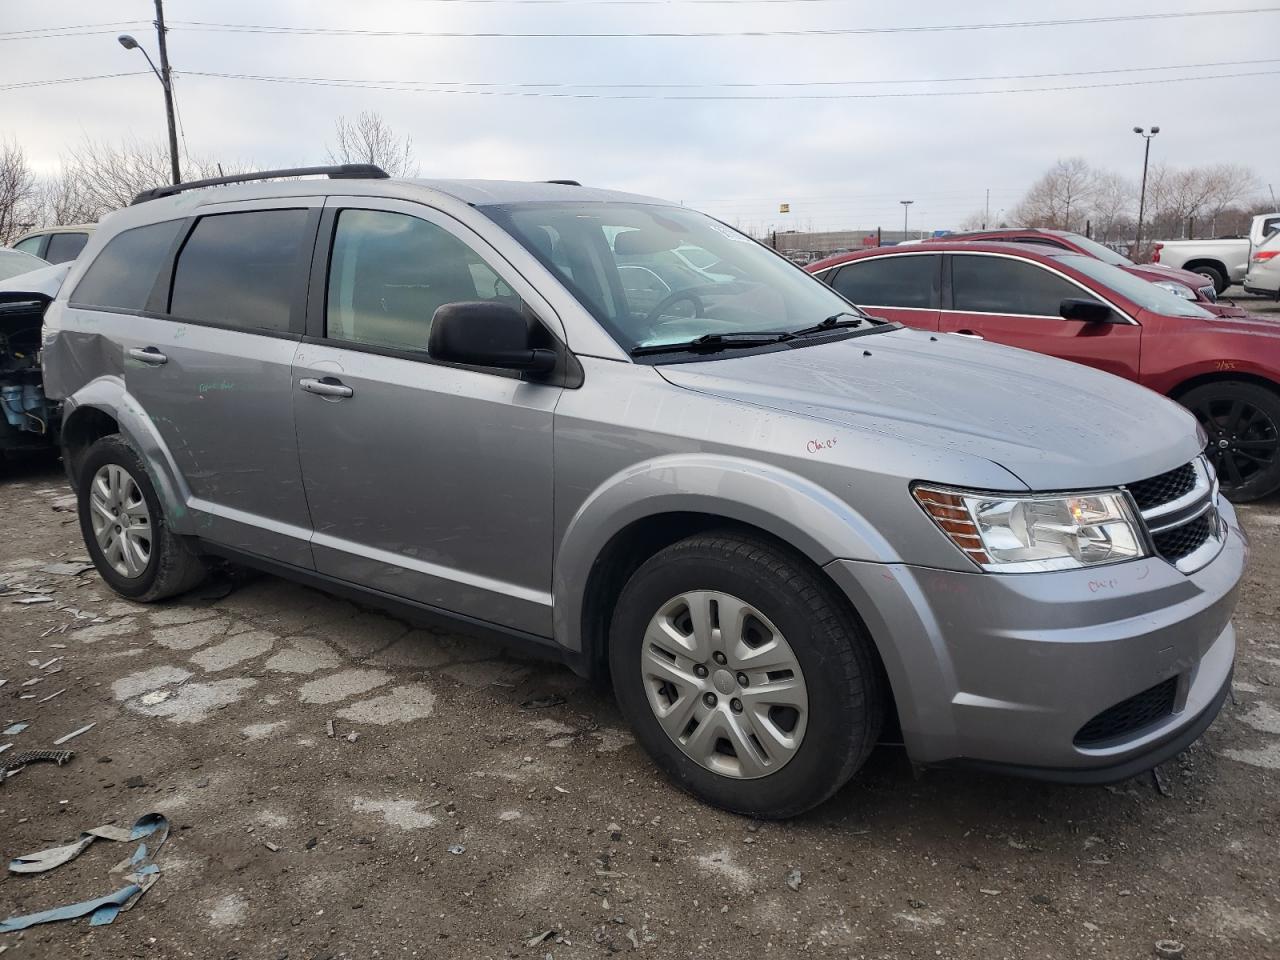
[[1181, 381, 1280, 502], [77, 435, 207, 601], [1190, 264, 1228, 295], [609, 531, 885, 818]]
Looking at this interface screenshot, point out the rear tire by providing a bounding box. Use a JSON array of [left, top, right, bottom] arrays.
[[1180, 381, 1280, 502], [1189, 264, 1228, 295], [609, 531, 885, 818], [77, 434, 207, 601]]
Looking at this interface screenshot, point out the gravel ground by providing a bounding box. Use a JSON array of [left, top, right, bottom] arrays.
[[0, 454, 1277, 960]]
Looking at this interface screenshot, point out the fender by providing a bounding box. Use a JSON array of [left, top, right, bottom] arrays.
[[552, 453, 899, 653], [61, 377, 196, 534]]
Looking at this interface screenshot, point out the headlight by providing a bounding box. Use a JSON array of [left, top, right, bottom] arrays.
[[1153, 280, 1196, 300], [913, 485, 1148, 572]]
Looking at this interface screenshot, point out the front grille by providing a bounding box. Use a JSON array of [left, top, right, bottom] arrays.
[[1074, 676, 1178, 746], [1152, 513, 1213, 560], [1199, 284, 1218, 303], [1126, 462, 1197, 512]]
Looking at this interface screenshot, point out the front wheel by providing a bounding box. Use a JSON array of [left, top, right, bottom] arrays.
[[1190, 264, 1228, 295], [1181, 381, 1280, 502], [609, 531, 885, 818]]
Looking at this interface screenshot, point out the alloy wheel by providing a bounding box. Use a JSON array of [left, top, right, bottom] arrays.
[[1189, 396, 1280, 490], [640, 590, 808, 779], [89, 463, 153, 579]]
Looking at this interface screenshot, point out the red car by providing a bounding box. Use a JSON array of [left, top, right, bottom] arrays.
[[919, 228, 1251, 317], [807, 241, 1280, 500]]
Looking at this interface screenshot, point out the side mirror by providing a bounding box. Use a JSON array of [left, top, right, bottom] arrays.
[[1059, 298, 1118, 324], [428, 301, 557, 375]]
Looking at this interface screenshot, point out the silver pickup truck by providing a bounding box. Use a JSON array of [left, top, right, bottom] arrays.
[[1153, 212, 1280, 293]]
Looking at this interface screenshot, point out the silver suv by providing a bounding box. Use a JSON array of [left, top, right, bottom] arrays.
[[42, 166, 1246, 817]]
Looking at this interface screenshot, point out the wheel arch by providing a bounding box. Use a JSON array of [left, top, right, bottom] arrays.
[[1179, 257, 1229, 276], [60, 378, 194, 532], [1170, 370, 1280, 402]]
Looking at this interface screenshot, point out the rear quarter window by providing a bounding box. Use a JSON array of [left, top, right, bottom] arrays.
[[45, 232, 89, 264], [70, 220, 183, 311]]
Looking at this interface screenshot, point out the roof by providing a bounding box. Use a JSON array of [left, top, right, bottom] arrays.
[[808, 240, 1081, 272], [406, 178, 665, 206]]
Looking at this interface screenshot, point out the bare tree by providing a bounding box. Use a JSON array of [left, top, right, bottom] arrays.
[[0, 140, 40, 245], [1088, 171, 1134, 242], [956, 210, 988, 231], [326, 111, 418, 178], [1012, 158, 1097, 232]]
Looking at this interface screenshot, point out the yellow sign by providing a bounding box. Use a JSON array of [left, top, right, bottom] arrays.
[[779, 203, 790, 214]]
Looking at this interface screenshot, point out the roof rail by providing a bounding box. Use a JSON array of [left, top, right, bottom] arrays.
[[545, 179, 582, 186], [130, 164, 390, 205]]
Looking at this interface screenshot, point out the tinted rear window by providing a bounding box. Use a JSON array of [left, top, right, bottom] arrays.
[[169, 209, 310, 334], [829, 255, 938, 309], [45, 232, 89, 264], [70, 220, 181, 311]]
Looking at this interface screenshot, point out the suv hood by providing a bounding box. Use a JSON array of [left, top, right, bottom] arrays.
[[656, 328, 1204, 491]]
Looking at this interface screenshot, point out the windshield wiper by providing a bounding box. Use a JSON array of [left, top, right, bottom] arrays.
[[787, 311, 868, 339], [630, 332, 792, 357]]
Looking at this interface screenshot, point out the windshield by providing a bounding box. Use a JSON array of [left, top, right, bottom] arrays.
[[1061, 233, 1132, 266], [0, 249, 49, 282], [1057, 254, 1214, 319], [481, 202, 870, 352]]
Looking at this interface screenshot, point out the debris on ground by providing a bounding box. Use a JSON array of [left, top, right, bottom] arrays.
[[0, 813, 169, 931], [1154, 941, 1186, 959], [1, 749, 74, 783], [784, 868, 803, 892], [1152, 764, 1174, 798], [526, 930, 556, 948], [521, 694, 566, 709], [1, 723, 28, 736], [52, 722, 96, 745], [447, 844, 466, 855]]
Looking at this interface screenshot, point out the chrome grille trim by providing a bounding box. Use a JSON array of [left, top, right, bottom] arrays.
[[1128, 456, 1223, 574]]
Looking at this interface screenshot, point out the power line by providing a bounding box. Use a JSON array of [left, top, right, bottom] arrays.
[[0, 21, 145, 37], [174, 67, 1280, 100], [0, 71, 151, 91], [165, 7, 1280, 39]]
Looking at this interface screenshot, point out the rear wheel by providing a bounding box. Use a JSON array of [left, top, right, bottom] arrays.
[[1188, 264, 1228, 295], [1181, 381, 1280, 502], [77, 435, 207, 601], [609, 531, 885, 818]]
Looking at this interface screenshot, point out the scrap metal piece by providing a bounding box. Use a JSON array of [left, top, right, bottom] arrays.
[[0, 749, 73, 777], [53, 722, 96, 745]]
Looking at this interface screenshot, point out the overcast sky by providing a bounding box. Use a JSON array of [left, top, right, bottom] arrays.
[[5, 0, 1277, 233]]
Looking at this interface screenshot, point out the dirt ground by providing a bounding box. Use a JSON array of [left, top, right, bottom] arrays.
[[1, 416, 1278, 958]]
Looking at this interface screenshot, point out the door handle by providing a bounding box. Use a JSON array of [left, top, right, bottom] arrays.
[[299, 376, 354, 399], [127, 346, 168, 365], [950, 330, 984, 340]]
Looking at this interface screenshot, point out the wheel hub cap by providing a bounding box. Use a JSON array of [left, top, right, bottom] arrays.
[[640, 590, 809, 780], [89, 464, 152, 579]]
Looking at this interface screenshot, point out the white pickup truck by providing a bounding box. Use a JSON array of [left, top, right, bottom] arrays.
[[1153, 212, 1280, 293]]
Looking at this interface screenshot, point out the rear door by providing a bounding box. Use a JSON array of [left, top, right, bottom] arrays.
[[291, 198, 562, 636], [938, 252, 1142, 381], [816, 253, 941, 330], [121, 199, 321, 567]]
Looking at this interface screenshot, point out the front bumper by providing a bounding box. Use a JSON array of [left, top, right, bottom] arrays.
[[825, 498, 1246, 778]]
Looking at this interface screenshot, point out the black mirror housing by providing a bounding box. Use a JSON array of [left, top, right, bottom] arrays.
[[428, 301, 557, 375], [1059, 298, 1118, 324]]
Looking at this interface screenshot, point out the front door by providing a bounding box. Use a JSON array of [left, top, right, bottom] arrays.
[[819, 253, 942, 331], [292, 199, 563, 636], [938, 253, 1142, 381], [122, 201, 321, 567]]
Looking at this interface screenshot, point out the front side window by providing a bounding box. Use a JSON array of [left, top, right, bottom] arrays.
[[1057, 254, 1212, 319], [325, 209, 521, 352], [169, 209, 310, 333], [45, 232, 89, 264], [71, 220, 182, 311], [828, 255, 937, 309], [951, 255, 1084, 317], [482, 202, 872, 353]]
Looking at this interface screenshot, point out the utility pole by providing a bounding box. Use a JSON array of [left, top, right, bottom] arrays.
[[984, 188, 990, 229], [900, 200, 913, 240], [1133, 125, 1159, 260], [153, 0, 180, 185]]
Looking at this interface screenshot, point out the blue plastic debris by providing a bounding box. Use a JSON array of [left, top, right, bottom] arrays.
[[0, 813, 169, 932]]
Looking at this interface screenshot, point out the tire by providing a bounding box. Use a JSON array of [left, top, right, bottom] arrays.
[[608, 531, 885, 818], [1189, 264, 1228, 295], [1180, 381, 1280, 502], [76, 434, 207, 601]]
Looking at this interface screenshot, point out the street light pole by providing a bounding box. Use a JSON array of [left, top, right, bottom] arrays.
[[900, 200, 913, 239], [118, 0, 181, 186], [1133, 125, 1159, 261]]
